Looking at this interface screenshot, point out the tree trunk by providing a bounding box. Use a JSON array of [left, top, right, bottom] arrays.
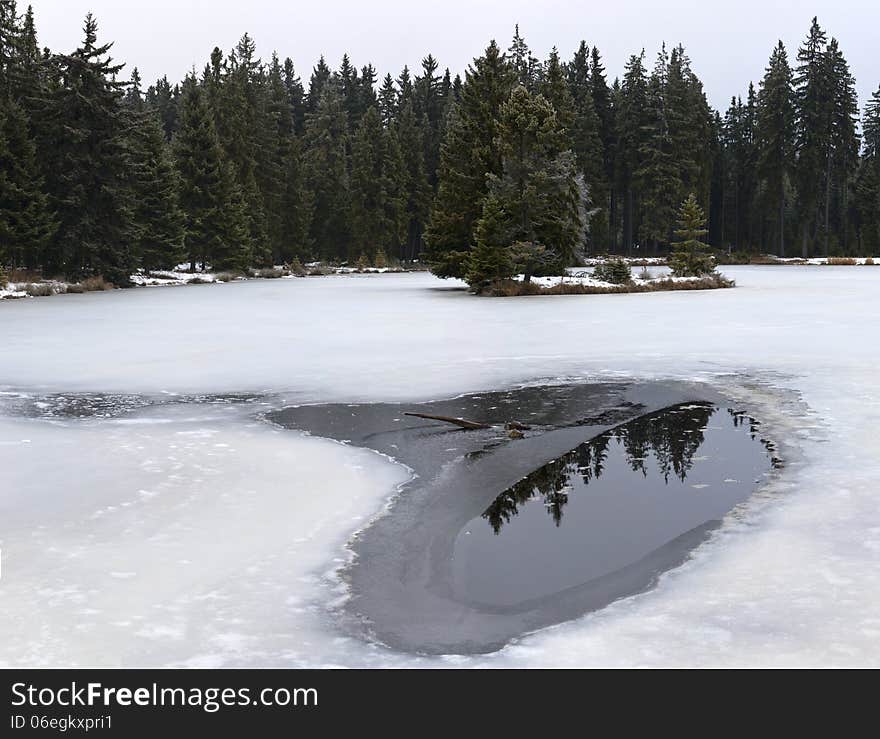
[[824, 149, 832, 258], [624, 186, 633, 256], [779, 181, 785, 258], [403, 412, 490, 430]]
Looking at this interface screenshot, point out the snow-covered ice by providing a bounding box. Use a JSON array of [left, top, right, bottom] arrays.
[[1, 265, 879, 666]]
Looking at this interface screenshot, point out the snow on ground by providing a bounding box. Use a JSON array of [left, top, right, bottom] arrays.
[[518, 265, 704, 288], [1, 265, 880, 666]]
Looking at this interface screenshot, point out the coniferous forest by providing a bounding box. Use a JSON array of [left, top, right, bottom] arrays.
[[0, 4, 878, 286]]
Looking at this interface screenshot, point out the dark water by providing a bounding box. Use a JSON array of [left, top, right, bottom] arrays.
[[453, 403, 775, 608], [270, 382, 779, 654]]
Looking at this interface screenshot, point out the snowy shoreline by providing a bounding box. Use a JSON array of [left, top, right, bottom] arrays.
[[0, 265, 423, 301]]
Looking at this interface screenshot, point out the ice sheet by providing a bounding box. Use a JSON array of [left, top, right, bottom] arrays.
[[1, 266, 879, 666]]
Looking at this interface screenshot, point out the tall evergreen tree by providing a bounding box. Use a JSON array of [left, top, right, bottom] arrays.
[[36, 14, 135, 282], [590, 46, 617, 249], [823, 38, 859, 255], [303, 81, 350, 261], [855, 87, 880, 254], [130, 111, 185, 270], [471, 85, 583, 280], [395, 98, 431, 261], [0, 96, 55, 268], [637, 48, 680, 251], [567, 41, 606, 251], [507, 25, 539, 90], [617, 52, 648, 253], [794, 17, 830, 257], [425, 40, 512, 277], [755, 41, 796, 256], [350, 106, 386, 258], [173, 76, 249, 270]]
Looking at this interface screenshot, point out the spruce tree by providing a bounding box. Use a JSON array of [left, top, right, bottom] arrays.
[[465, 193, 513, 288], [617, 52, 648, 254], [378, 73, 397, 127], [508, 25, 539, 90], [282, 57, 306, 134], [130, 111, 185, 271], [424, 40, 512, 277], [307, 56, 331, 114], [855, 86, 880, 254], [755, 41, 795, 256], [822, 38, 859, 255], [590, 47, 617, 248], [0, 96, 55, 268], [794, 17, 830, 257], [567, 41, 606, 251], [145, 76, 178, 140], [669, 192, 714, 276], [302, 81, 350, 261], [173, 76, 248, 271], [380, 123, 407, 257], [350, 106, 386, 258], [474, 85, 583, 274], [36, 14, 135, 283], [396, 99, 431, 261], [279, 133, 312, 262], [637, 48, 680, 251]]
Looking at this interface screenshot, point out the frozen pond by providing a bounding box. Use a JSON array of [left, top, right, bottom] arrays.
[[1, 266, 880, 666]]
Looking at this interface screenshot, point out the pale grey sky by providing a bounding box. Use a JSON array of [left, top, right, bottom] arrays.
[[27, 0, 879, 112]]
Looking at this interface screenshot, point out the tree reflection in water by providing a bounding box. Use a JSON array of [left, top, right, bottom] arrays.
[[483, 403, 719, 534]]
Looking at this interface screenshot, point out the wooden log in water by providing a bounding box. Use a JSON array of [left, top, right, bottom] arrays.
[[403, 412, 491, 430]]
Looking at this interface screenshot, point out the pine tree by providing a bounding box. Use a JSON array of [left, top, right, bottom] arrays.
[[669, 192, 714, 276], [425, 40, 512, 277], [130, 111, 185, 271], [755, 41, 795, 256]]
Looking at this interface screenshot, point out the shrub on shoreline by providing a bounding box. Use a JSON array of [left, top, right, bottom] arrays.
[[592, 258, 632, 284]]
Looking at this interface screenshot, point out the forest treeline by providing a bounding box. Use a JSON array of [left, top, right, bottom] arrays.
[[0, 3, 878, 285]]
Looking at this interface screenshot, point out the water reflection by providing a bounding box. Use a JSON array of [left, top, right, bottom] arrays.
[[483, 403, 765, 534]]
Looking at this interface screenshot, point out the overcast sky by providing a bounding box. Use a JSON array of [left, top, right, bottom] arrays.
[[27, 0, 879, 112]]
